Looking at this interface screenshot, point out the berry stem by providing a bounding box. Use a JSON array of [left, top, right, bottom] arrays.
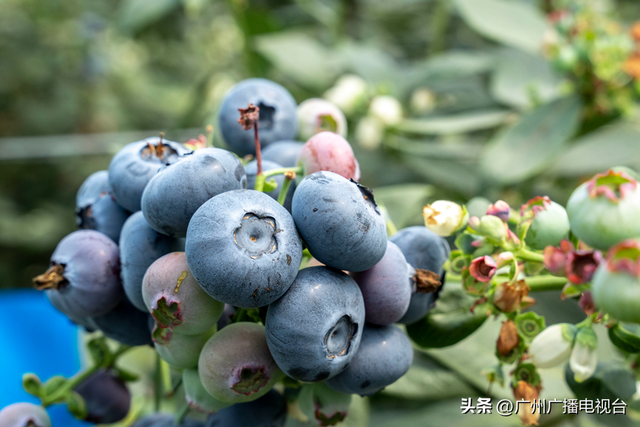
[[41, 365, 100, 407], [444, 273, 566, 292], [514, 248, 545, 263], [254, 166, 303, 193], [277, 171, 296, 205], [175, 402, 190, 424], [254, 122, 262, 176], [153, 352, 162, 412]]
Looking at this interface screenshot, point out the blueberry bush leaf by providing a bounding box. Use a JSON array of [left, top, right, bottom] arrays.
[[479, 95, 583, 185], [453, 0, 548, 54]]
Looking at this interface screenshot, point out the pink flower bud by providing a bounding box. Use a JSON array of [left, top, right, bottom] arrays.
[[543, 240, 573, 276], [469, 256, 497, 282], [487, 200, 510, 222]]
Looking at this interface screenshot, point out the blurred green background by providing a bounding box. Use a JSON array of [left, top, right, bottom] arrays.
[[3, 1, 640, 424]]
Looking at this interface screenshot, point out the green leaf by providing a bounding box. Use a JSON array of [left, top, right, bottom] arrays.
[[44, 375, 68, 397], [402, 156, 480, 195], [254, 32, 340, 89], [406, 283, 488, 349], [453, 0, 548, 54], [386, 136, 482, 160], [547, 120, 640, 177], [117, 0, 181, 32], [22, 373, 43, 398], [87, 336, 111, 368], [491, 48, 564, 110], [393, 110, 511, 136], [66, 390, 88, 419], [382, 352, 475, 400], [479, 95, 583, 185]]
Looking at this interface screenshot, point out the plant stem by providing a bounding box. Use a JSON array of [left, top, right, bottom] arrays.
[[514, 249, 545, 263], [254, 122, 262, 176], [154, 352, 162, 412], [43, 365, 100, 407], [254, 167, 304, 193], [175, 402, 191, 424], [523, 275, 568, 292], [277, 173, 295, 205]]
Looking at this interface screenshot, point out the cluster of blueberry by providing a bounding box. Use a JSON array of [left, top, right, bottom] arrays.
[[2, 78, 450, 427]]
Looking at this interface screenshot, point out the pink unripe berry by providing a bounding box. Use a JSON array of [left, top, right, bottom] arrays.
[[297, 132, 361, 181]]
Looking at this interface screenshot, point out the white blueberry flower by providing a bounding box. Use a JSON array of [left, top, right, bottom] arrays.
[[422, 201, 468, 237], [323, 75, 368, 115], [528, 323, 577, 368], [355, 116, 384, 150], [369, 95, 403, 126], [570, 327, 598, 383]]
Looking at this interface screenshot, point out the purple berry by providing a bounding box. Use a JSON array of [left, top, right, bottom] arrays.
[[34, 230, 122, 319], [74, 370, 131, 424]]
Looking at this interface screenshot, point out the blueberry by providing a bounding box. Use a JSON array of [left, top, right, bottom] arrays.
[[108, 137, 189, 212], [218, 79, 297, 156], [154, 327, 213, 369], [34, 230, 123, 319], [261, 140, 304, 167], [142, 252, 224, 337], [186, 190, 302, 308], [291, 172, 386, 272], [141, 148, 247, 237], [198, 322, 283, 403], [183, 368, 232, 413], [205, 389, 286, 427], [76, 170, 131, 243], [265, 266, 365, 382], [390, 226, 450, 325], [120, 212, 183, 312], [88, 296, 152, 346], [326, 324, 413, 396], [297, 132, 360, 181], [245, 160, 295, 211], [0, 402, 51, 427], [131, 414, 205, 427], [350, 241, 412, 325], [74, 370, 131, 424]]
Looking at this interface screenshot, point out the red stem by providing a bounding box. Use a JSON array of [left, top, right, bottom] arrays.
[[254, 122, 262, 175]]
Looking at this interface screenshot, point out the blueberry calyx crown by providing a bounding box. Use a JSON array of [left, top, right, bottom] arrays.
[[152, 324, 173, 345], [33, 263, 67, 291], [520, 196, 552, 220], [587, 169, 637, 202], [349, 179, 380, 215], [314, 403, 348, 427], [324, 316, 357, 359], [230, 365, 269, 395], [606, 240, 640, 277], [413, 268, 443, 294], [233, 213, 279, 259], [139, 140, 179, 163], [151, 296, 184, 330]]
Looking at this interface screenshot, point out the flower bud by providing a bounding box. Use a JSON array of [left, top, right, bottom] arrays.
[[422, 201, 468, 237], [520, 196, 570, 250], [569, 327, 598, 383], [296, 98, 347, 141], [496, 319, 520, 357], [468, 216, 480, 231], [567, 169, 640, 250], [527, 323, 577, 368], [410, 88, 436, 114], [543, 240, 573, 276], [469, 256, 496, 282], [323, 75, 368, 115], [478, 215, 507, 242], [486, 200, 510, 222], [369, 95, 403, 126], [494, 280, 530, 313], [355, 116, 384, 150]]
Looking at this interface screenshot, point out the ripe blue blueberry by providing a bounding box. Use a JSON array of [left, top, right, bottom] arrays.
[[76, 170, 130, 243], [265, 266, 365, 382], [350, 241, 412, 325], [74, 370, 131, 424], [205, 389, 286, 427], [132, 415, 204, 427], [326, 324, 413, 396], [108, 137, 189, 212], [120, 212, 183, 312], [0, 403, 51, 427], [198, 322, 283, 404], [218, 79, 297, 156], [261, 140, 304, 167], [141, 148, 247, 237], [245, 159, 295, 211], [185, 190, 302, 308], [88, 297, 152, 347], [34, 230, 123, 319], [291, 172, 387, 272], [183, 368, 232, 413], [390, 226, 450, 324], [142, 252, 224, 338]]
